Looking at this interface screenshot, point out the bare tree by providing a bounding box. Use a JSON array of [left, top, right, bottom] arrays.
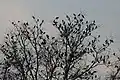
[[0, 13, 114, 80]]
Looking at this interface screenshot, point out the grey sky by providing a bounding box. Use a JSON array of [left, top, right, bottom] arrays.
[[0, 0, 120, 46]]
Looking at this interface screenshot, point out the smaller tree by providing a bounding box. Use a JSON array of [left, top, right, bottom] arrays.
[[0, 17, 47, 80]]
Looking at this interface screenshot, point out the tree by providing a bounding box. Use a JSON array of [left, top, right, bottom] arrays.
[[104, 49, 120, 80], [0, 13, 114, 80]]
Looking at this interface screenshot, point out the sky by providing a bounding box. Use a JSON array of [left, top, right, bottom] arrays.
[[0, 0, 120, 78], [0, 0, 120, 46]]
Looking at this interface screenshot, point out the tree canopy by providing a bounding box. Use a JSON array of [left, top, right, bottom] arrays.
[[0, 13, 119, 80]]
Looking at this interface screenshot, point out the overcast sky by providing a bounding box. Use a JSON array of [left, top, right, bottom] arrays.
[[0, 0, 120, 46]]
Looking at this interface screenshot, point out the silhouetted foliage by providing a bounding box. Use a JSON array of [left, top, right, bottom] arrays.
[[0, 13, 114, 80], [104, 49, 120, 80]]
